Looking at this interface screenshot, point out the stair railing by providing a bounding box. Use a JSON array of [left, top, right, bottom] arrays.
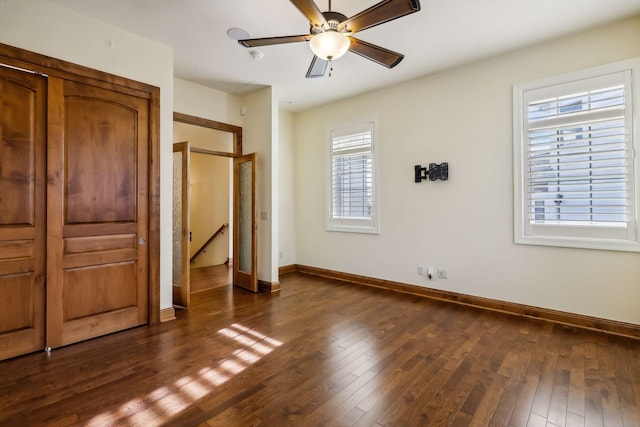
[[190, 223, 229, 263]]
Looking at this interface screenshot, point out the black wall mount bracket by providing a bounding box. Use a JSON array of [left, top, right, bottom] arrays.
[[414, 163, 448, 182]]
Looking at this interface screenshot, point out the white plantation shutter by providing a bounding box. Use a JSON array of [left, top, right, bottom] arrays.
[[514, 61, 640, 251], [327, 122, 379, 233], [526, 75, 629, 227], [332, 131, 372, 218]]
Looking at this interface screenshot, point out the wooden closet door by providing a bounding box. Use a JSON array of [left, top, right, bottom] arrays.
[[0, 67, 46, 361], [46, 77, 149, 348]]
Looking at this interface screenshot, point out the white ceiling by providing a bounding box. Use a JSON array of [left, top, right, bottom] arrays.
[[49, 0, 640, 112]]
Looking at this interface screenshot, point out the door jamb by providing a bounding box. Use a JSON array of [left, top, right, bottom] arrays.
[[173, 142, 191, 308], [173, 112, 242, 157], [172, 112, 244, 298]]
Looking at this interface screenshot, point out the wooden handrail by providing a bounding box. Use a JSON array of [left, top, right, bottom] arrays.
[[190, 223, 228, 263]]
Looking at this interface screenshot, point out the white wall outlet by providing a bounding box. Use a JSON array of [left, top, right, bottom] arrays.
[[417, 265, 425, 275], [438, 268, 448, 279], [427, 266, 435, 280]]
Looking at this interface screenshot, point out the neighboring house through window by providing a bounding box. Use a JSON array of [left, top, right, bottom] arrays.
[[513, 58, 640, 251], [326, 121, 379, 233]]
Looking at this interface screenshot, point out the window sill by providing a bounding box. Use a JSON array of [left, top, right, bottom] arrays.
[[514, 234, 640, 252], [326, 224, 380, 235]]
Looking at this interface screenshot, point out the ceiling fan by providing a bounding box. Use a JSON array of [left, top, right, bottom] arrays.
[[238, 0, 421, 78]]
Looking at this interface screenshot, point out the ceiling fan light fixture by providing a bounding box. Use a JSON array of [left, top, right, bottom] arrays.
[[309, 30, 350, 60]]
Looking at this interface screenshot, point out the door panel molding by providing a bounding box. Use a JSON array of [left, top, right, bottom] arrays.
[[0, 42, 160, 329], [0, 65, 46, 361], [46, 77, 149, 349]]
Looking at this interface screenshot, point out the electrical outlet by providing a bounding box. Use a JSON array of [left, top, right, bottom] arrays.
[[438, 268, 448, 279], [417, 265, 425, 275], [427, 266, 435, 280]]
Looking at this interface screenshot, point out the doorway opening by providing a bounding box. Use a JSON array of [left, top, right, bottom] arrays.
[[186, 150, 232, 293], [172, 113, 249, 308]]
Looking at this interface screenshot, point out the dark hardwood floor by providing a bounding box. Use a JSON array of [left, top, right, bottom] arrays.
[[0, 273, 639, 426], [190, 264, 232, 294]]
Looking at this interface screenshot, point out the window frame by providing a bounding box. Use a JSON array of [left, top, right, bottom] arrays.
[[513, 58, 640, 252], [326, 120, 380, 234]]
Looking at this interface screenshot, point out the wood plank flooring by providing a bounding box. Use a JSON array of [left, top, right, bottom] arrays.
[[0, 272, 638, 426], [190, 264, 232, 294]]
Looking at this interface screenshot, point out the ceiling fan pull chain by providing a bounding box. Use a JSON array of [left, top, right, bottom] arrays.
[[329, 59, 333, 77]]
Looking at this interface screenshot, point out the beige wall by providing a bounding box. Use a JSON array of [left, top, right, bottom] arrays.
[[293, 15, 640, 325], [279, 110, 297, 267], [242, 88, 279, 283], [174, 78, 243, 127], [188, 154, 231, 268]]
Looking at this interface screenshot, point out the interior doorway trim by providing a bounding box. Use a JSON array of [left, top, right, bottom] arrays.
[[172, 112, 250, 302], [173, 112, 243, 157], [0, 42, 162, 324]]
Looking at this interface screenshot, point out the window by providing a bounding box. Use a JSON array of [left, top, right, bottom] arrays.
[[326, 121, 379, 233], [513, 59, 640, 251]]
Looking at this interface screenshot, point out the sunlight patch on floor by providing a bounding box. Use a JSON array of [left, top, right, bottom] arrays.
[[85, 323, 283, 427]]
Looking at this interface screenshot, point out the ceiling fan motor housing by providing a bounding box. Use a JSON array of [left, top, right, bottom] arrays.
[[311, 11, 348, 34]]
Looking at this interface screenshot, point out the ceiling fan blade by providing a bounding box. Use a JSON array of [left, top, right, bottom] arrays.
[[348, 37, 404, 68], [306, 56, 328, 78], [339, 0, 420, 33], [290, 0, 328, 27], [238, 34, 313, 48]]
